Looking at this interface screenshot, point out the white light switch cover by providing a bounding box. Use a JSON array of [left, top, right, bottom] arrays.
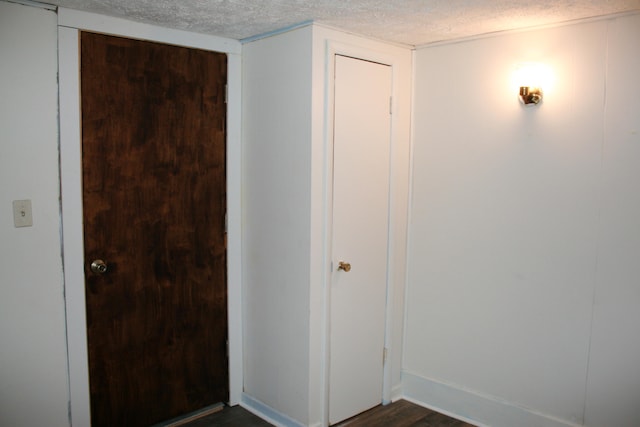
[[13, 199, 33, 227]]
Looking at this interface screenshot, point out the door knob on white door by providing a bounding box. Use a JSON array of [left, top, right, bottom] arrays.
[[337, 261, 351, 272]]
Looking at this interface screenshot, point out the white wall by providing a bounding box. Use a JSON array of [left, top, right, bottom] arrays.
[[405, 12, 640, 427], [583, 13, 640, 427], [0, 2, 70, 426], [242, 26, 314, 426]]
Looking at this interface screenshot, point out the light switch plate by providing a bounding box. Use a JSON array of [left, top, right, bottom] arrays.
[[13, 200, 33, 227]]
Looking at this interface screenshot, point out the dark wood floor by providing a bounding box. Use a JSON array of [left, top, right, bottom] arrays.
[[181, 400, 475, 427], [179, 404, 271, 426], [335, 400, 475, 427]]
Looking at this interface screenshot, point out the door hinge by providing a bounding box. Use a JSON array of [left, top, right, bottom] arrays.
[[383, 347, 388, 364], [389, 96, 393, 115], [225, 84, 228, 104]]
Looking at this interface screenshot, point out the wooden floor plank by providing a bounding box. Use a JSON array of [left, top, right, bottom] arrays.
[[181, 405, 272, 427], [409, 409, 475, 427], [336, 400, 432, 426], [335, 400, 475, 427], [181, 400, 476, 427]]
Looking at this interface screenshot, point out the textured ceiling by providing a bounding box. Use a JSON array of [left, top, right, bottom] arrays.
[[48, 0, 640, 46]]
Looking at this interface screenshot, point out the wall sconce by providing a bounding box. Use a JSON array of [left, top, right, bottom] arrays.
[[519, 86, 542, 105], [513, 62, 551, 106]]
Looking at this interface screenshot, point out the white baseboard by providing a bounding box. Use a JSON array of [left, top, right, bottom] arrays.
[[391, 383, 403, 402], [401, 371, 581, 427], [240, 393, 307, 427]]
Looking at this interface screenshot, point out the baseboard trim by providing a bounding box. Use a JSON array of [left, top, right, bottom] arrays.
[[240, 393, 306, 427], [391, 384, 403, 402], [401, 371, 581, 427]]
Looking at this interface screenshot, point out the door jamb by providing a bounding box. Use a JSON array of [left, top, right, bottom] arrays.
[[58, 10, 243, 427]]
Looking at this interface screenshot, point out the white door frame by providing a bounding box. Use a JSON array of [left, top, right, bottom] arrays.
[[320, 39, 408, 426], [328, 54, 393, 424], [57, 9, 243, 426]]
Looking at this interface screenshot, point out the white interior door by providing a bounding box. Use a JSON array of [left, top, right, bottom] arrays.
[[329, 55, 392, 425]]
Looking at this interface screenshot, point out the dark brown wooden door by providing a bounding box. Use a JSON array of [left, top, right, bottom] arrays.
[[80, 32, 228, 426]]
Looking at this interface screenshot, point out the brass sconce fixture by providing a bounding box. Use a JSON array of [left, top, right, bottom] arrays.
[[514, 62, 551, 106], [519, 86, 542, 105]]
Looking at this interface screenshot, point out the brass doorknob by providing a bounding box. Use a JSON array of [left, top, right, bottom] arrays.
[[337, 261, 351, 272], [90, 259, 108, 274]]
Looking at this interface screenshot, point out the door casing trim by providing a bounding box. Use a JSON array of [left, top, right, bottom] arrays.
[[58, 10, 243, 427], [326, 53, 393, 425], [312, 31, 413, 426]]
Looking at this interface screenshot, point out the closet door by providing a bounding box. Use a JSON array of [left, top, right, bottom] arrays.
[[81, 32, 228, 426], [329, 55, 392, 425]]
